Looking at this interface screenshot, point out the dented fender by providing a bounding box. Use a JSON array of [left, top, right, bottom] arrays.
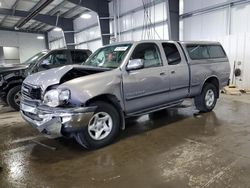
[[58, 69, 124, 110]]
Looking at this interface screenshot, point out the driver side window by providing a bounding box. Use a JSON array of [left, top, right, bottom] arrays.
[[131, 43, 162, 68]]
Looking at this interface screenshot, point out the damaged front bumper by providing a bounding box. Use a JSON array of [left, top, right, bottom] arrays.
[[20, 101, 96, 138]]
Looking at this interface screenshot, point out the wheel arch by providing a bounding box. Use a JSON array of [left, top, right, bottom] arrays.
[[202, 76, 220, 98], [85, 94, 126, 130], [3, 78, 23, 94]]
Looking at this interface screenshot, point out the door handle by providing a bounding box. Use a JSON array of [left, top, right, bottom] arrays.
[[171, 70, 175, 74], [160, 72, 166, 76]]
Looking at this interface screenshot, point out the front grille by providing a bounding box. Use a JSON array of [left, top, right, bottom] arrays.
[[22, 83, 41, 100]]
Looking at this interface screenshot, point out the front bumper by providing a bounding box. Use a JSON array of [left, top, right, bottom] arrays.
[[20, 101, 96, 138]]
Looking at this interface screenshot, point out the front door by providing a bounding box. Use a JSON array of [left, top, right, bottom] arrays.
[[122, 43, 170, 114]]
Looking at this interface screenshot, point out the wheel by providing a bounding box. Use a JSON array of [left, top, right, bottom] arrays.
[[194, 83, 218, 113], [75, 101, 121, 149], [6, 85, 22, 111]]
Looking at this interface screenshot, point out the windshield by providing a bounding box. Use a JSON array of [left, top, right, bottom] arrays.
[[23, 51, 47, 64], [83, 44, 132, 69]]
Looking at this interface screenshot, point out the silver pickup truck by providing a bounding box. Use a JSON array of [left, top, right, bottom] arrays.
[[20, 40, 230, 149]]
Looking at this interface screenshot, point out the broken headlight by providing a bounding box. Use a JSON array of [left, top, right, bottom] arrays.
[[43, 89, 70, 107]]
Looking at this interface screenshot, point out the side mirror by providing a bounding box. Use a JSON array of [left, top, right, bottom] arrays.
[[126, 59, 144, 71]]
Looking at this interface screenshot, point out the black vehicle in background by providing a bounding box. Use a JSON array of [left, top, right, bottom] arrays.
[[0, 49, 92, 110]]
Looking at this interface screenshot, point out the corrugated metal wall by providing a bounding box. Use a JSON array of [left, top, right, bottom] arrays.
[[182, 0, 250, 88]]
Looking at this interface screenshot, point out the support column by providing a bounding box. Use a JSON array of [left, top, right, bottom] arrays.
[[64, 32, 75, 49], [97, 0, 110, 45], [167, 0, 179, 41], [58, 19, 75, 49], [99, 17, 110, 45], [44, 32, 49, 49], [67, 0, 111, 45]]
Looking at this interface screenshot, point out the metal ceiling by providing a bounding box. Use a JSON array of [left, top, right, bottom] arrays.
[[0, 0, 89, 32]]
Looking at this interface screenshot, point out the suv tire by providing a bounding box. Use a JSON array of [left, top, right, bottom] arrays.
[[7, 85, 22, 111], [194, 83, 218, 113], [75, 101, 120, 149]]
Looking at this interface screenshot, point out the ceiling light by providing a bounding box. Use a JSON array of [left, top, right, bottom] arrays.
[[37, 36, 44, 40], [53, 27, 62, 32], [81, 13, 92, 19]]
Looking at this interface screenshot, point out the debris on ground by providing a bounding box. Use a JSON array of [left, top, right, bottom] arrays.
[[222, 85, 241, 95]]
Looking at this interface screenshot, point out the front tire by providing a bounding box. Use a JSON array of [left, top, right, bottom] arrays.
[[194, 83, 218, 113], [7, 85, 22, 111], [75, 101, 120, 149]]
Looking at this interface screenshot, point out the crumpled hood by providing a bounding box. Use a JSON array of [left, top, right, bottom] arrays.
[[23, 65, 109, 91], [23, 65, 77, 90]]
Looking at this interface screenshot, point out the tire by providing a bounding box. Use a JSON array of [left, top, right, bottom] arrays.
[[7, 85, 22, 111], [75, 101, 121, 149], [194, 83, 218, 113]]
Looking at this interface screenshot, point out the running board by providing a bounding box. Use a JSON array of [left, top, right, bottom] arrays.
[[126, 100, 183, 117]]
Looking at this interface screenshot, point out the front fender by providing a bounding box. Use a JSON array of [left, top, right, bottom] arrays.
[[58, 69, 124, 109]]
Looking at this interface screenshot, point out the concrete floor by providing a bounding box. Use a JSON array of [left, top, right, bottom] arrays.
[[0, 94, 250, 188]]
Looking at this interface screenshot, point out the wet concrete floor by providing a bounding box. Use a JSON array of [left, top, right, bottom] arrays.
[[0, 94, 250, 187]]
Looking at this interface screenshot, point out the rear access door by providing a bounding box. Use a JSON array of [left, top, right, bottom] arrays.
[[161, 42, 190, 100]]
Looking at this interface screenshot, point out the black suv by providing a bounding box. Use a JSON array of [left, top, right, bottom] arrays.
[[0, 49, 91, 110]]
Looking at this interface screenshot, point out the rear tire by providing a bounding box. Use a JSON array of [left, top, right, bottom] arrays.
[[194, 83, 218, 113], [75, 101, 120, 149], [7, 85, 22, 111]]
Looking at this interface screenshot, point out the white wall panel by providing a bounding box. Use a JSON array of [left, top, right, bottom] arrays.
[[0, 30, 46, 63], [116, 1, 168, 42], [87, 40, 102, 52], [118, 0, 144, 14], [183, 9, 228, 40], [76, 39, 102, 53], [76, 43, 88, 50], [183, 0, 228, 13], [75, 26, 101, 45], [231, 3, 250, 34], [120, 14, 133, 32], [49, 38, 65, 50], [73, 11, 99, 32], [120, 33, 132, 41]]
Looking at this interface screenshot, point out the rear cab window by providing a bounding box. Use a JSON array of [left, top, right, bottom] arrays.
[[162, 43, 182, 65], [186, 44, 226, 60]]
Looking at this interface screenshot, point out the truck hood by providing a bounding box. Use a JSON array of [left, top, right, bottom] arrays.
[[0, 64, 28, 74], [23, 65, 110, 91]]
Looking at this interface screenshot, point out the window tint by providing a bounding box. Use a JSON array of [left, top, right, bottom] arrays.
[[71, 51, 89, 64], [162, 43, 181, 65], [83, 44, 132, 69], [187, 44, 226, 60], [131, 43, 162, 68], [186, 45, 209, 60], [207, 45, 226, 58], [43, 51, 68, 66]]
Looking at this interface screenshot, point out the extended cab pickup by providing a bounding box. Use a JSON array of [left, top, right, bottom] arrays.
[[20, 41, 230, 149], [0, 49, 91, 110]]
